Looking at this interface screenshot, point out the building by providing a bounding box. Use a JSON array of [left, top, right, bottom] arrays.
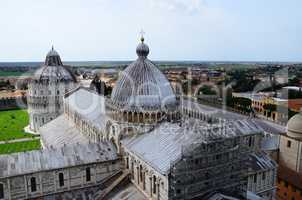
[[247, 152, 277, 199], [0, 143, 120, 200], [233, 92, 302, 125], [27, 47, 78, 131], [122, 119, 276, 199], [279, 111, 302, 172], [0, 37, 280, 200], [275, 110, 302, 199], [277, 164, 302, 200]]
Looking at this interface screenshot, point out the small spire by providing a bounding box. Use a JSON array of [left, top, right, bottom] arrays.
[[51, 45, 54, 51], [140, 29, 145, 43]]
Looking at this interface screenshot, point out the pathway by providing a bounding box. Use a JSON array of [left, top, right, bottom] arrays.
[[0, 136, 40, 144]]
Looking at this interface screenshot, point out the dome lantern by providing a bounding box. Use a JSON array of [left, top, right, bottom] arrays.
[[136, 36, 149, 58]]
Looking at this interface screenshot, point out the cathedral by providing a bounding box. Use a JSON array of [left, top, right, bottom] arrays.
[[0, 37, 280, 200]]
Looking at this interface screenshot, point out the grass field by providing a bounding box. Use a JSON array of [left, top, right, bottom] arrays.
[[0, 139, 41, 154], [0, 109, 35, 141], [0, 71, 32, 77]]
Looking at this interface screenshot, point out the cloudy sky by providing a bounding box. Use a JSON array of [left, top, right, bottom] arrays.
[[0, 0, 301, 62]]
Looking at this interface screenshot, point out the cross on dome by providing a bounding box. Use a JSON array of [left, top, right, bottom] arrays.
[[140, 29, 145, 43]]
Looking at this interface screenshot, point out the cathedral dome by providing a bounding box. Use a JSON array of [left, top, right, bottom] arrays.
[[33, 47, 76, 82], [110, 37, 177, 111], [287, 111, 302, 138]]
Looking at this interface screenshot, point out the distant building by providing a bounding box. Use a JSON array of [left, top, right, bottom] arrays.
[[233, 92, 302, 125]]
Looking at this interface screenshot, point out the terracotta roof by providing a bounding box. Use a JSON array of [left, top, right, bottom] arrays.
[[287, 99, 302, 111], [278, 164, 302, 189], [0, 90, 27, 98]]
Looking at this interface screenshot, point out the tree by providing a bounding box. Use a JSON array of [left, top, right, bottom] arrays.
[[263, 104, 277, 112], [232, 97, 252, 113], [198, 85, 217, 95], [90, 75, 112, 96], [229, 70, 262, 92]]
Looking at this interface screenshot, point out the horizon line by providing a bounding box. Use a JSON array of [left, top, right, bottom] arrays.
[[0, 60, 301, 64]]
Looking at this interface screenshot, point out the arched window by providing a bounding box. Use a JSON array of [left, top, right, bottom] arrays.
[[248, 137, 252, 147], [86, 168, 91, 182], [0, 183, 4, 199], [30, 177, 37, 192], [112, 126, 116, 135], [59, 173, 64, 187], [153, 176, 157, 194], [139, 165, 143, 183], [126, 157, 129, 169]]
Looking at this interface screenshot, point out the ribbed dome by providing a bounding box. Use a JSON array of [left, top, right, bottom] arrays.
[[45, 46, 63, 66], [33, 47, 76, 82], [111, 38, 177, 111], [287, 112, 302, 138]]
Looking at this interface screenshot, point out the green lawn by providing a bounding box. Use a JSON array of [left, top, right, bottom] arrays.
[[0, 71, 32, 77], [0, 109, 35, 141], [0, 139, 41, 154]]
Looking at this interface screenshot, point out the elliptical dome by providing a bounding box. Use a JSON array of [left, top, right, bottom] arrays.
[[110, 37, 177, 111]]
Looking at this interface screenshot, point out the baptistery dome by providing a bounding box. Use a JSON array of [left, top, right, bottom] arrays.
[[287, 111, 302, 138], [27, 47, 78, 131], [33, 47, 76, 82], [111, 37, 177, 111]]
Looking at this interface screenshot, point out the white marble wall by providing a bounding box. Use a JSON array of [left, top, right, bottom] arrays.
[[27, 82, 77, 131], [0, 161, 121, 200], [279, 135, 302, 172], [123, 152, 169, 200]]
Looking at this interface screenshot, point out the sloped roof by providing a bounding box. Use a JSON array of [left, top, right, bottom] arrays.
[[261, 135, 279, 151], [181, 99, 286, 134], [123, 119, 263, 175], [0, 143, 117, 178], [248, 152, 277, 171], [64, 87, 108, 132], [39, 115, 90, 148]]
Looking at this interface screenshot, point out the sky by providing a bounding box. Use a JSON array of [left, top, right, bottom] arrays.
[[0, 0, 301, 62]]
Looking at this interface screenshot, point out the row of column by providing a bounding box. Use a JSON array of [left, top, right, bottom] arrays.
[[109, 110, 179, 124], [182, 108, 214, 122], [125, 156, 162, 199]]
